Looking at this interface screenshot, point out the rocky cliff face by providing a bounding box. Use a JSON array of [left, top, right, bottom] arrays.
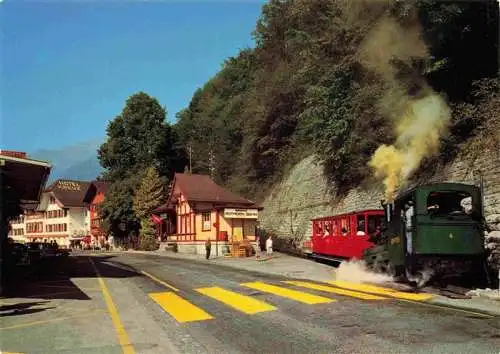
[[259, 148, 500, 269]]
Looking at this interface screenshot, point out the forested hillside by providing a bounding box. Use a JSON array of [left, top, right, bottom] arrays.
[[175, 0, 499, 202], [97, 0, 498, 241]]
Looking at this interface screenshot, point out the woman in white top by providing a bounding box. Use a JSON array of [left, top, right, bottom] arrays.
[[266, 236, 273, 256]]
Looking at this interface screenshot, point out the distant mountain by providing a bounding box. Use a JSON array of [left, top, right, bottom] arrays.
[[31, 138, 105, 183]]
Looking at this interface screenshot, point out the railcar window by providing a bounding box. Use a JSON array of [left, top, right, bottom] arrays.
[[367, 215, 385, 234], [356, 215, 366, 235], [426, 191, 473, 217], [339, 218, 349, 236]]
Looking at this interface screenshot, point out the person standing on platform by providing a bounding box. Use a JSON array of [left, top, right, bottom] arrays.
[[266, 236, 273, 257], [255, 236, 261, 259], [205, 238, 212, 260]]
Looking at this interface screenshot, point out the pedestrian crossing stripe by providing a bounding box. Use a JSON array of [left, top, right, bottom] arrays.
[[325, 280, 434, 301], [240, 282, 335, 304], [283, 281, 387, 300], [196, 287, 277, 314], [148, 282, 434, 324], [149, 292, 214, 323]]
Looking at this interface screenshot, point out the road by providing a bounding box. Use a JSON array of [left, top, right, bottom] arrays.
[[1, 253, 499, 354]]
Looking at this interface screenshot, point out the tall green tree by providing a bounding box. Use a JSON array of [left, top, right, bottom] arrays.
[[133, 166, 165, 220], [100, 177, 140, 239], [98, 92, 186, 238], [133, 166, 164, 250], [98, 92, 185, 181]]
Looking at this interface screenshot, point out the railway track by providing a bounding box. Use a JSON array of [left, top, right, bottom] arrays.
[[423, 284, 473, 299]]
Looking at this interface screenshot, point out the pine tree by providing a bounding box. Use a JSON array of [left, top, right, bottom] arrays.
[[139, 218, 157, 251], [133, 166, 165, 250], [133, 166, 165, 219]]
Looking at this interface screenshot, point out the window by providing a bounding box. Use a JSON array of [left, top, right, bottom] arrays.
[[26, 222, 43, 233], [202, 212, 211, 231], [11, 228, 24, 236], [315, 222, 322, 236], [339, 218, 349, 236], [367, 215, 385, 236], [356, 215, 366, 235], [426, 191, 474, 217]]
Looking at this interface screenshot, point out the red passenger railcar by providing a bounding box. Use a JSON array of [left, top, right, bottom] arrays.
[[311, 209, 385, 260]]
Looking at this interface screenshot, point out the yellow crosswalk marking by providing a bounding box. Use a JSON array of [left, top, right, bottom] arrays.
[[196, 287, 277, 314], [325, 280, 433, 301], [283, 281, 387, 300], [149, 292, 214, 323], [240, 282, 335, 304]]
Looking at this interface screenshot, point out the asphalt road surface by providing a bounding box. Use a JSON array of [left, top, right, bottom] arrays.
[[2, 253, 499, 354]]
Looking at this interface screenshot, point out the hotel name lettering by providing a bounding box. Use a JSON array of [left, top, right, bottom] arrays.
[[223, 208, 258, 219], [57, 181, 81, 191]]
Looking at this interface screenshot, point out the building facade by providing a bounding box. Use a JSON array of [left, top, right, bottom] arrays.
[[8, 179, 95, 247], [84, 181, 111, 246], [156, 173, 263, 255]]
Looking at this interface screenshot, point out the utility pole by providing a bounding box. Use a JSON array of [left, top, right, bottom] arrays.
[[208, 148, 216, 180], [187, 143, 192, 174]]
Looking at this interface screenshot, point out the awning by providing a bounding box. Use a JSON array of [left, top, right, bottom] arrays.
[[152, 202, 175, 214], [0, 152, 51, 207], [151, 214, 164, 224]]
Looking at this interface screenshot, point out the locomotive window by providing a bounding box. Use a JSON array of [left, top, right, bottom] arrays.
[[426, 191, 473, 217]]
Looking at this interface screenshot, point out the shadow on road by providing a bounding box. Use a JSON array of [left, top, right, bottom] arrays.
[[1, 254, 139, 304], [0, 300, 55, 317]]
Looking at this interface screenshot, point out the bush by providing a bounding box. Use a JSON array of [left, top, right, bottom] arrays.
[[139, 235, 158, 251]]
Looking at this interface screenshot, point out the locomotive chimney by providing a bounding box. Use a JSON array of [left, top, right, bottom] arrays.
[[381, 199, 394, 224]]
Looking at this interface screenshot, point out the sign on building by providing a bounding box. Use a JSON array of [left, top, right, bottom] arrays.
[[223, 208, 258, 219], [57, 180, 81, 191]]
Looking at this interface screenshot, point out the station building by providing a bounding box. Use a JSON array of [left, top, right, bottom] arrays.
[[152, 173, 263, 256]]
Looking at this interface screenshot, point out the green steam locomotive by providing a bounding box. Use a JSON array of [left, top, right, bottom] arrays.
[[363, 182, 490, 287]]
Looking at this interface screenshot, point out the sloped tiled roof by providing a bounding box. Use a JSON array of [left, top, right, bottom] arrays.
[[170, 173, 258, 207], [45, 179, 92, 207], [151, 201, 176, 214], [83, 180, 111, 203], [92, 180, 110, 194]]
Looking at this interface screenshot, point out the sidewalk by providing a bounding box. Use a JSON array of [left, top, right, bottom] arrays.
[[130, 249, 337, 283], [1, 255, 181, 354], [128, 249, 500, 317]]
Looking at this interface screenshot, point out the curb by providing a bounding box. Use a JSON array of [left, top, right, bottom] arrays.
[[424, 297, 500, 318]]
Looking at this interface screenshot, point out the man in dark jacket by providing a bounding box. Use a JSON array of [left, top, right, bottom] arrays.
[[205, 239, 211, 260]]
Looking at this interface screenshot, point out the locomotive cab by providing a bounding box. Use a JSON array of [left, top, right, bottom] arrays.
[[363, 182, 488, 287]]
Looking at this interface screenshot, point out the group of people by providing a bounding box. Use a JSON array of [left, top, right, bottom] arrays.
[[204, 235, 274, 260]]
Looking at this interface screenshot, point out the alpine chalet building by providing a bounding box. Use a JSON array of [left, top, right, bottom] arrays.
[[9, 179, 93, 247]]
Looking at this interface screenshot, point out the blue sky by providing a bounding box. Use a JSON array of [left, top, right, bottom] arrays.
[[2, 1, 265, 152]]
